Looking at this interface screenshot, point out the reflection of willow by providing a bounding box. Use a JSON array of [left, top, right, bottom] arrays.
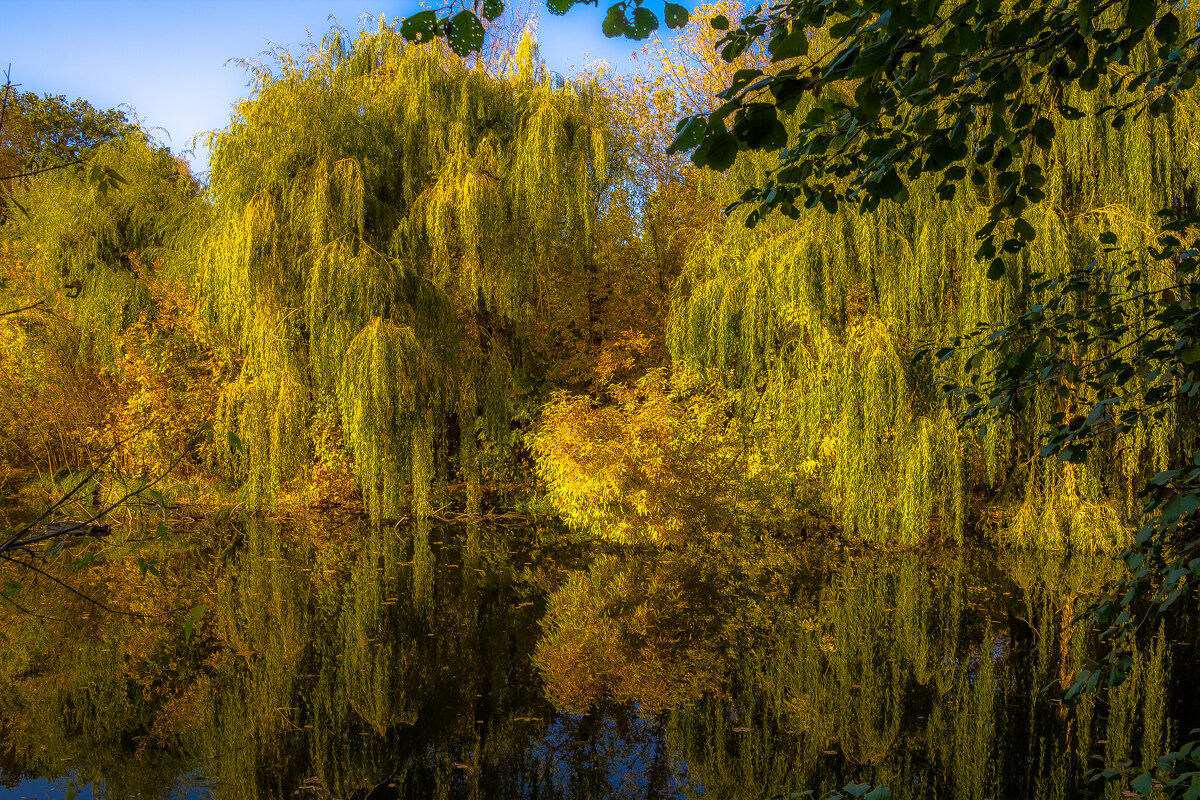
[[196, 518, 557, 800], [537, 545, 1186, 800], [0, 518, 571, 799], [0, 538, 211, 799]]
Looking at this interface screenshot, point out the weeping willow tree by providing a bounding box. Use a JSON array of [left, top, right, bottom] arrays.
[[201, 24, 612, 518], [667, 25, 1200, 549]]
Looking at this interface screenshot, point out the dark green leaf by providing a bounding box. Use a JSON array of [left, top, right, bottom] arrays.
[[1125, 0, 1153, 33], [664, 2, 688, 28], [1155, 11, 1180, 43], [400, 10, 439, 44], [482, 0, 505, 21], [874, 168, 904, 199], [603, 4, 627, 37], [446, 10, 486, 55], [629, 6, 659, 38], [668, 116, 707, 154], [184, 604, 206, 643], [1131, 771, 1154, 795], [1079, 0, 1095, 33], [734, 109, 787, 149], [770, 23, 809, 60], [694, 131, 738, 171]]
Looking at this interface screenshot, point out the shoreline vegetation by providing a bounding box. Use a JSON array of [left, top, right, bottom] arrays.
[[2, 2, 1200, 797], [2, 13, 1198, 550]]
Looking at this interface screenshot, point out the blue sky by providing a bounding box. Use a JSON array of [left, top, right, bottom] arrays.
[[0, 0, 654, 173]]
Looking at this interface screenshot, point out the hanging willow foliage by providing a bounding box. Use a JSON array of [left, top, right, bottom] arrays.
[[5, 137, 201, 366], [668, 26, 1200, 549], [201, 25, 612, 517]]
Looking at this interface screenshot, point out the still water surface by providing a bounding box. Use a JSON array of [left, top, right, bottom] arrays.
[[0, 517, 1193, 799]]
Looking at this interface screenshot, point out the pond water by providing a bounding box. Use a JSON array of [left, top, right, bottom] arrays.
[[0, 517, 1194, 800]]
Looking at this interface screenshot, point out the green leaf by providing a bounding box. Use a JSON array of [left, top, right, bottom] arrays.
[[1131, 771, 1154, 796], [820, 187, 838, 213], [874, 168, 904, 199], [184, 604, 206, 643], [844, 784, 871, 798], [734, 110, 787, 149], [710, 14, 729, 30], [228, 430, 244, 454], [1014, 217, 1036, 241], [695, 131, 738, 171], [668, 116, 707, 154], [108, 168, 128, 185], [987, 258, 1007, 280], [1033, 116, 1056, 148], [546, 0, 573, 13], [629, 6, 659, 39], [603, 4, 627, 37], [1125, 0, 1153, 32], [1182, 345, 1200, 365], [400, 10, 439, 44], [864, 789, 892, 800], [1155, 11, 1180, 44], [446, 10, 486, 55], [1079, 0, 1095, 34], [770, 22, 809, 61], [664, 2, 688, 29], [482, 0, 505, 21]]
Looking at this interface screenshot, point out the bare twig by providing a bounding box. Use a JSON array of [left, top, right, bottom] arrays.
[[0, 427, 205, 617], [0, 298, 46, 318]]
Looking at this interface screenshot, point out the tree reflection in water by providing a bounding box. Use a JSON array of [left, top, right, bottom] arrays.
[[0, 519, 1192, 799]]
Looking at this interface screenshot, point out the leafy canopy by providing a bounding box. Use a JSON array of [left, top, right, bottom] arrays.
[[1, 90, 137, 175], [202, 26, 613, 518], [404, 0, 1200, 716]]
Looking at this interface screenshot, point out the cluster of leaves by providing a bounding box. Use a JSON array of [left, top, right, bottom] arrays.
[[0, 89, 135, 174], [668, 0, 1198, 266], [1090, 730, 1200, 798], [922, 223, 1199, 467], [916, 213, 1200, 696], [397, 0, 691, 56]]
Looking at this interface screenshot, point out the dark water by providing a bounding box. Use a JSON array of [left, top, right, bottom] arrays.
[[0, 517, 1194, 800]]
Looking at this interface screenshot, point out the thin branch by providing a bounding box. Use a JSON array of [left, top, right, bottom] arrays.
[[0, 553, 137, 617], [4, 419, 160, 547], [0, 64, 13, 136], [0, 158, 85, 182], [0, 585, 63, 622], [0, 298, 46, 318]]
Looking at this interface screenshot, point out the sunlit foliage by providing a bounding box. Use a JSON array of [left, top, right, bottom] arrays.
[[0, 134, 211, 485], [201, 25, 613, 518], [664, 22, 1200, 548], [531, 368, 805, 544]]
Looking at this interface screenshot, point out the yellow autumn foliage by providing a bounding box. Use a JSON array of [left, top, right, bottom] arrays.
[[530, 368, 802, 545]]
